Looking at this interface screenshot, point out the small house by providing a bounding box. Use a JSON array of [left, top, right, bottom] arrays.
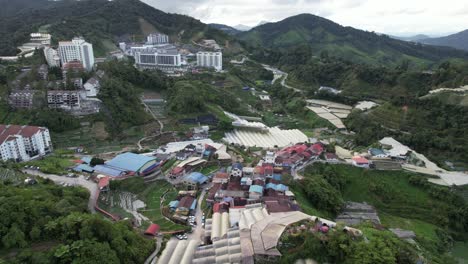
[[249, 185, 264, 200], [352, 156, 370, 168]]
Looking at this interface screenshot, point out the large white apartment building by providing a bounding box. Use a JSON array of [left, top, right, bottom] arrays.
[[132, 45, 182, 70], [0, 125, 52, 162], [197, 51, 223, 71], [58, 37, 95, 71], [146, 33, 169, 45], [43, 46, 61, 67]]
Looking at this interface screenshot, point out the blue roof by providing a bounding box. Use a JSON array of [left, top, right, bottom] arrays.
[[169, 200, 179, 208], [81, 156, 92, 164], [186, 172, 208, 184], [94, 165, 126, 177], [276, 184, 289, 192], [273, 174, 282, 181], [249, 185, 264, 193], [369, 148, 386, 156], [232, 163, 243, 170], [106, 153, 156, 172], [265, 183, 289, 192], [190, 200, 197, 210], [74, 164, 95, 173]]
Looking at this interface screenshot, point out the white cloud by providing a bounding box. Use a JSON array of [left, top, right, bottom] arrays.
[[141, 0, 468, 36]]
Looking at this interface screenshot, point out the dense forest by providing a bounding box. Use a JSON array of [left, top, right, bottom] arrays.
[[0, 174, 153, 263], [97, 60, 169, 136]]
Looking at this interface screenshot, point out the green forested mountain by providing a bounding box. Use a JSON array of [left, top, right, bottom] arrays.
[[420, 30, 468, 51], [0, 0, 234, 56], [239, 14, 468, 66]]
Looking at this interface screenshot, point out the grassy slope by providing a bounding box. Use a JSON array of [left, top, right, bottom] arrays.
[[111, 177, 186, 231]]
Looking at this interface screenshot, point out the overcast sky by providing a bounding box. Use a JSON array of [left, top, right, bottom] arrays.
[[141, 0, 468, 36]]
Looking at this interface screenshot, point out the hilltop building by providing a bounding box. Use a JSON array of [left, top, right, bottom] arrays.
[[58, 37, 95, 71], [132, 45, 182, 71], [0, 125, 52, 162], [146, 33, 169, 45], [197, 51, 223, 71]]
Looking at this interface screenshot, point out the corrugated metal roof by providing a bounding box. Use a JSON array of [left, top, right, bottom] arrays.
[[106, 152, 156, 172], [249, 185, 263, 193]]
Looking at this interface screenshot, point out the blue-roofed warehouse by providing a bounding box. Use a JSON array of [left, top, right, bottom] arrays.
[[104, 152, 160, 176]]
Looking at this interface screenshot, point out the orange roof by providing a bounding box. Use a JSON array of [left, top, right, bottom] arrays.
[[352, 156, 369, 164]]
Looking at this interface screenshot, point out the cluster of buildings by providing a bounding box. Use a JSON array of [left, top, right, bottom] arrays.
[[159, 161, 362, 264], [168, 190, 199, 223], [9, 61, 104, 115], [0, 125, 52, 162], [18, 33, 52, 55], [120, 33, 223, 73]]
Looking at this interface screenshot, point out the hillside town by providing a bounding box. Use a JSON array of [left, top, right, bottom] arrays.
[[1, 1, 468, 263]]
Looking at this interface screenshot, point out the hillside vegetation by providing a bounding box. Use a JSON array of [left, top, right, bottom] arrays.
[[0, 0, 235, 56], [240, 14, 468, 67], [0, 174, 153, 264], [291, 163, 468, 263]]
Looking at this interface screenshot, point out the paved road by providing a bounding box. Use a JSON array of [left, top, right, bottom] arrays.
[[189, 189, 207, 242], [23, 169, 98, 213], [144, 236, 162, 264], [262, 64, 303, 93]]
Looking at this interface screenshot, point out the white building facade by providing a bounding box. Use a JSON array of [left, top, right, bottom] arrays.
[[146, 33, 169, 45], [132, 46, 182, 70], [58, 37, 95, 71], [197, 51, 222, 71], [0, 125, 52, 162], [43, 46, 61, 67]]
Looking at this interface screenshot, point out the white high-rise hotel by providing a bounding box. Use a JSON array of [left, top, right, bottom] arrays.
[[0, 125, 53, 162], [197, 51, 223, 71], [58, 37, 95, 71]]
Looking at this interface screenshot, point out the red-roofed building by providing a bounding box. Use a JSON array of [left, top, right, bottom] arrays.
[[263, 165, 274, 176], [98, 176, 110, 191], [144, 224, 160, 236], [254, 166, 265, 176], [170, 166, 185, 177], [352, 156, 370, 168], [310, 143, 324, 155]]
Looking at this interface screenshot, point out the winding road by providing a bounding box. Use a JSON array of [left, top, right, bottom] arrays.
[[262, 64, 303, 93], [138, 99, 165, 150]]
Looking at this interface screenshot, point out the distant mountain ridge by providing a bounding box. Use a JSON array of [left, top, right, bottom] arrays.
[[209, 23, 241, 35], [239, 13, 468, 66], [392, 34, 431, 42], [419, 30, 468, 51]]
